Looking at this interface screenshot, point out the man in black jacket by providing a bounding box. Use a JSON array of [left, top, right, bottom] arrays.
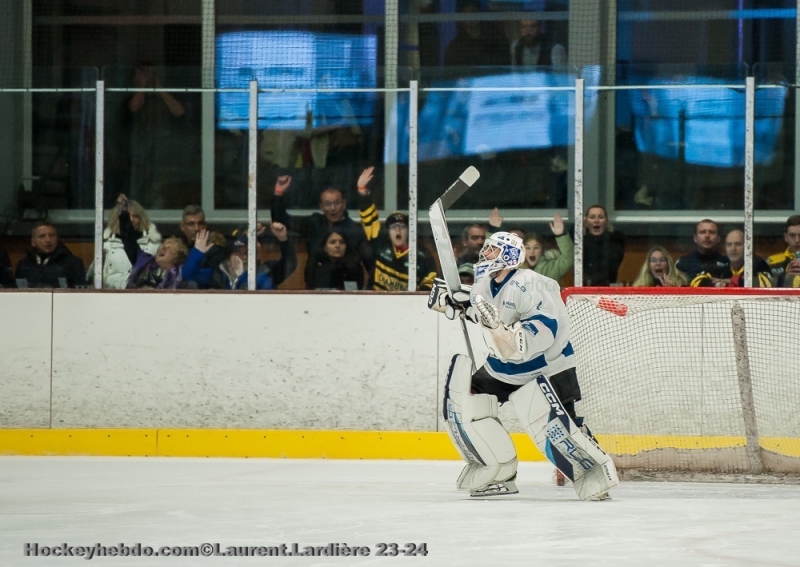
[[676, 219, 730, 286], [15, 223, 86, 288], [271, 174, 370, 287]]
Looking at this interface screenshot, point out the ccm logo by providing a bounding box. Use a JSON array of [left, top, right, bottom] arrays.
[[538, 381, 565, 416]]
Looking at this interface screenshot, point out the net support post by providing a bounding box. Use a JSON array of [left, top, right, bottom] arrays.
[[573, 78, 585, 288], [383, 0, 399, 213], [22, 0, 33, 193], [730, 303, 764, 474], [247, 79, 258, 291], [744, 76, 755, 288], [408, 80, 419, 292], [795, 5, 800, 210], [200, 0, 216, 216], [93, 80, 105, 290]]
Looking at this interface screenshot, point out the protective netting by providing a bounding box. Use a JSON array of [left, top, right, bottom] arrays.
[[30, 1, 203, 80], [13, 3, 798, 85], [618, 79, 793, 211], [565, 289, 800, 483], [22, 2, 394, 88], [617, 0, 795, 71], [404, 2, 571, 70], [614, 1, 796, 211]]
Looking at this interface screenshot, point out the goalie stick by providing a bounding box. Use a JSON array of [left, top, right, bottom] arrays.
[[429, 166, 481, 367]]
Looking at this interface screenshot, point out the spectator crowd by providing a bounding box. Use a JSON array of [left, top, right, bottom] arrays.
[[2, 177, 798, 292]]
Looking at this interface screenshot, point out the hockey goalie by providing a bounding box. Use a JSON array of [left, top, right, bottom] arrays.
[[428, 231, 619, 501]]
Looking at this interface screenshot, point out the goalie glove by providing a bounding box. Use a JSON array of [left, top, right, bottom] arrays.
[[473, 294, 500, 329], [474, 294, 526, 360], [428, 278, 472, 321]]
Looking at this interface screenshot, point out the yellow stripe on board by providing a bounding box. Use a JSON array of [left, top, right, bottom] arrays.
[[597, 434, 800, 458], [0, 429, 545, 460], [760, 437, 800, 459], [0, 429, 158, 456], [597, 434, 747, 454], [158, 430, 465, 459], [1, 430, 798, 460]]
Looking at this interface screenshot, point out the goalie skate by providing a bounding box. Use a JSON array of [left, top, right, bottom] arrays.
[[589, 491, 611, 501], [469, 474, 518, 497]]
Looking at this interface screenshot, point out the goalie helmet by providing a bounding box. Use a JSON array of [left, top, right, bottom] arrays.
[[474, 231, 523, 280]]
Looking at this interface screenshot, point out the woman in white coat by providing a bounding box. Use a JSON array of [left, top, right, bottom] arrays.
[[101, 194, 162, 288]]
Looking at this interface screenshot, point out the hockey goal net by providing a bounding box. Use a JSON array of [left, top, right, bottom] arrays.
[[563, 287, 800, 483]]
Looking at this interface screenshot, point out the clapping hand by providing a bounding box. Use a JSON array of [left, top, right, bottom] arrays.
[[357, 167, 374, 194], [116, 193, 129, 211], [229, 255, 245, 278], [194, 229, 212, 253], [549, 213, 564, 236], [274, 175, 292, 197], [489, 207, 503, 229], [270, 222, 288, 242]]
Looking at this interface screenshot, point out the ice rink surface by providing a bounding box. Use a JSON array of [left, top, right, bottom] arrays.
[[1, 457, 799, 567]]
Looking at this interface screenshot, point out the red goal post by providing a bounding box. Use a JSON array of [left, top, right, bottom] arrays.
[[561, 287, 800, 482]]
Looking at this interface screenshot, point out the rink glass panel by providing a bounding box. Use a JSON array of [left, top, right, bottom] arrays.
[[613, 64, 752, 212], [104, 66, 202, 211]]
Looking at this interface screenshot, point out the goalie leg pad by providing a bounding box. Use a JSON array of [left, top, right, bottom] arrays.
[[456, 463, 479, 490], [509, 375, 619, 501], [443, 355, 518, 492]]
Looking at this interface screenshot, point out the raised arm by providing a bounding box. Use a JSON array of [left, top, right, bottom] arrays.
[[356, 167, 380, 241], [117, 197, 141, 266], [180, 230, 215, 286], [271, 175, 309, 237], [267, 222, 297, 286], [547, 213, 574, 281]]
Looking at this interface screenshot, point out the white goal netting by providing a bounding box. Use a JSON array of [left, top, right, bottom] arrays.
[[564, 288, 800, 483]]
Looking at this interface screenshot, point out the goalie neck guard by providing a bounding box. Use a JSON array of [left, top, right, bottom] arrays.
[[474, 232, 523, 280]]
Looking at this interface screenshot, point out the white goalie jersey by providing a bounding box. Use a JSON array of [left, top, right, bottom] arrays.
[[470, 269, 575, 385]]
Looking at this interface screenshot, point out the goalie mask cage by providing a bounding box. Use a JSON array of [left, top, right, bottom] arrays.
[[563, 287, 800, 483]]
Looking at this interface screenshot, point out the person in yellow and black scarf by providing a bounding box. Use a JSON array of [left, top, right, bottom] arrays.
[[689, 229, 773, 288], [356, 167, 437, 291], [766, 215, 800, 288], [723, 229, 772, 288]]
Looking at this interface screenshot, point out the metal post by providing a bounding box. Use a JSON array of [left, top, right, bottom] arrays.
[[795, 2, 800, 208], [731, 304, 764, 473], [568, 0, 616, 221], [22, 0, 32, 193], [573, 78, 585, 288], [247, 79, 258, 291], [201, 0, 216, 215], [744, 76, 755, 288], [93, 80, 105, 289], [408, 80, 419, 291], [383, 0, 399, 212]]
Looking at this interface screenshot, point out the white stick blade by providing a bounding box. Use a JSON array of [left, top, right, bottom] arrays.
[[460, 166, 480, 187]]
